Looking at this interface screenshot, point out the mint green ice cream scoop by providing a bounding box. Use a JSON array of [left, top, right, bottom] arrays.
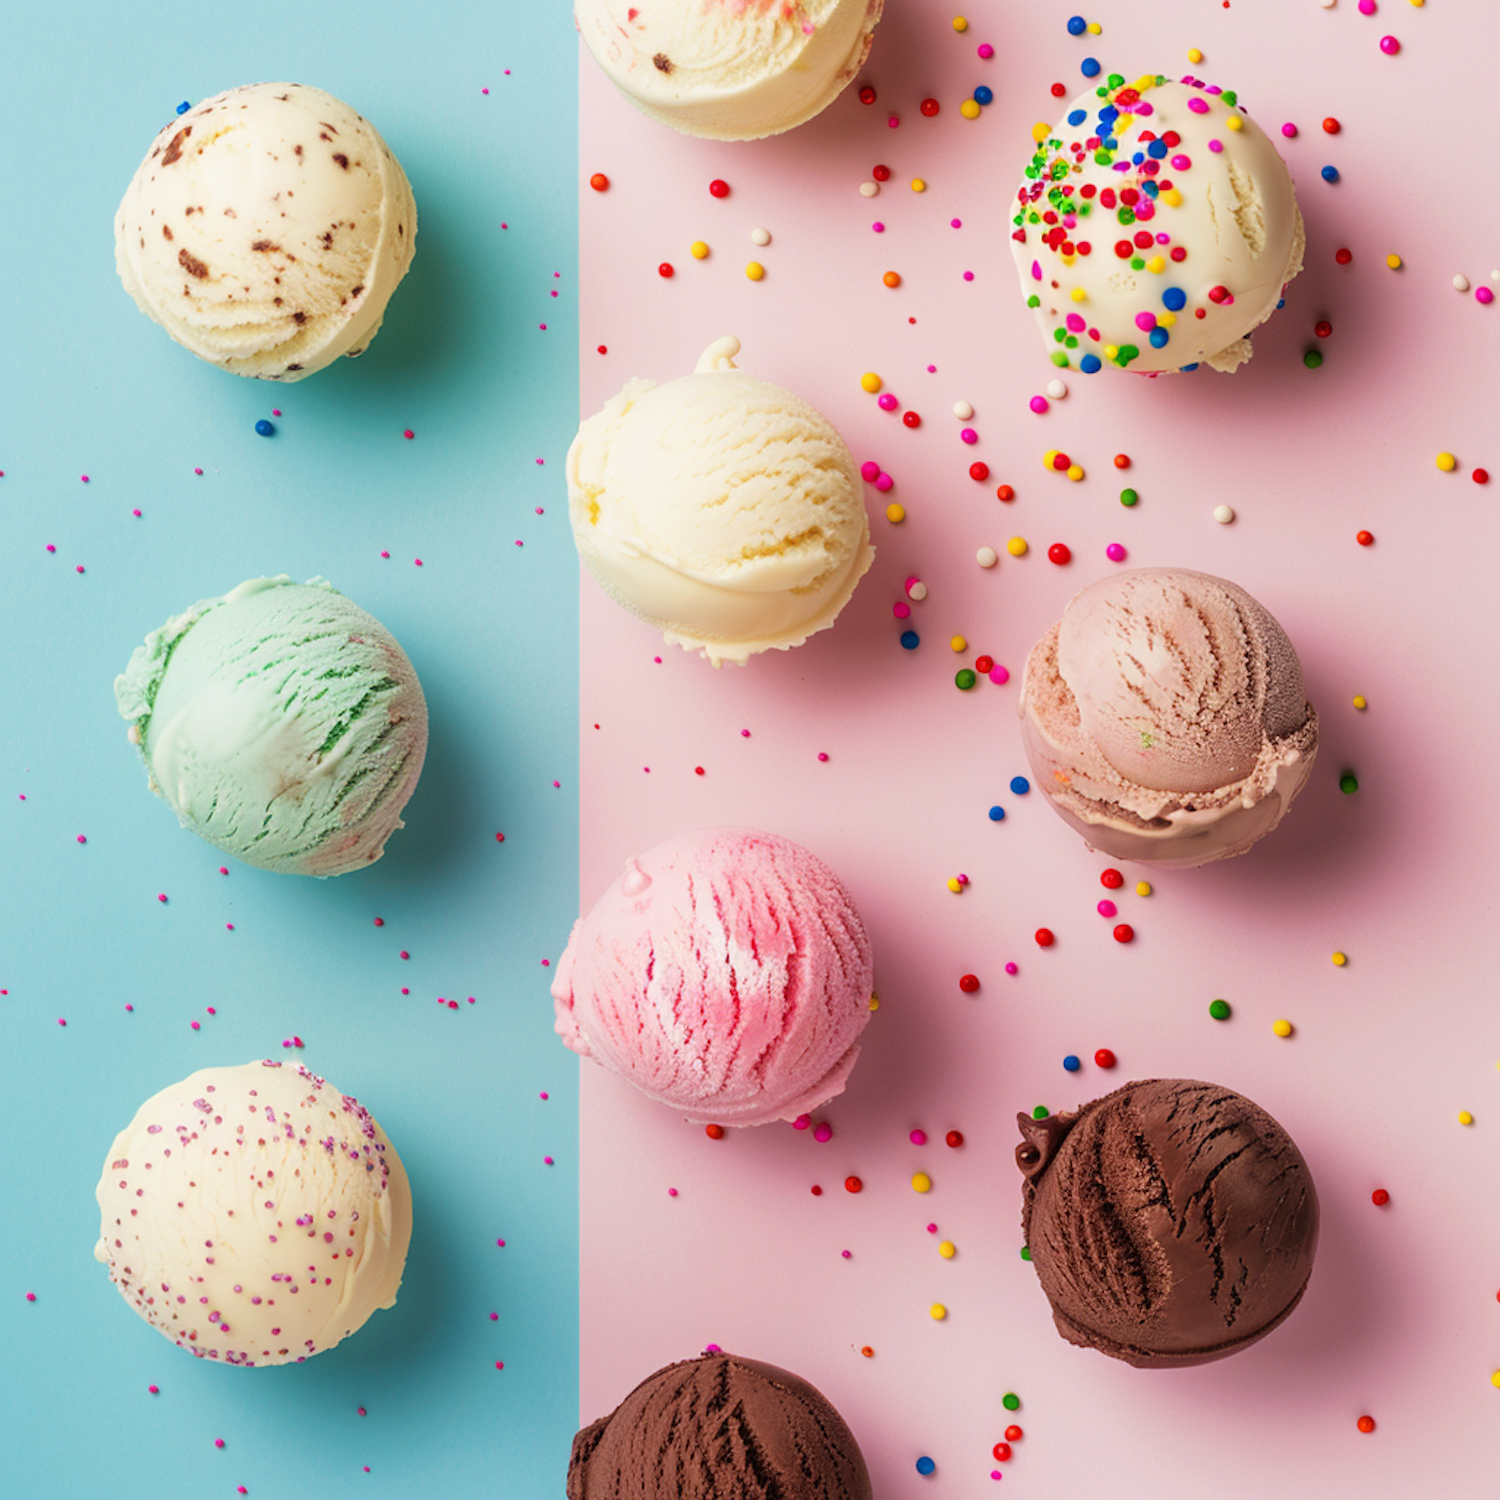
[[115, 576, 428, 875]]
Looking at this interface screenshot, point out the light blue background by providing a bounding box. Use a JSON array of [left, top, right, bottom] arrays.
[[0, 6, 579, 1496]]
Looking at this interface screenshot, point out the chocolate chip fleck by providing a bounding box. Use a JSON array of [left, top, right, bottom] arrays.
[[332, 153, 349, 170], [177, 248, 208, 280], [251, 240, 281, 253], [160, 125, 192, 165], [292, 311, 307, 325], [350, 284, 365, 298], [162, 226, 173, 241], [653, 52, 673, 73]]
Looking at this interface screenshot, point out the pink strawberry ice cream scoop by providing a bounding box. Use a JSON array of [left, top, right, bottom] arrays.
[[552, 828, 874, 1125]]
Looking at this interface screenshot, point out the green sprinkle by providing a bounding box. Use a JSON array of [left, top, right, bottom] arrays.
[[1032, 1105, 1048, 1120], [1129, 257, 1145, 270], [1120, 487, 1139, 507], [1002, 1393, 1021, 1412], [1304, 349, 1324, 369], [1050, 351, 1071, 367], [955, 669, 977, 691], [1209, 999, 1232, 1021], [1221, 89, 1238, 106], [1339, 772, 1359, 794], [1027, 294, 1041, 308]]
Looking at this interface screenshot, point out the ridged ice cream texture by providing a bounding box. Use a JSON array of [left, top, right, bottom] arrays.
[[569, 1352, 872, 1499], [115, 576, 428, 876], [1018, 1080, 1319, 1367], [576, 0, 883, 141], [1019, 569, 1317, 867], [552, 828, 874, 1126], [1010, 75, 1303, 374], [95, 1061, 412, 1367], [115, 82, 416, 380], [567, 337, 874, 666]]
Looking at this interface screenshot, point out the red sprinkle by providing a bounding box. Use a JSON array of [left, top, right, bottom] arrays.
[[859, 86, 877, 105], [1114, 454, 1131, 469], [996, 484, 1015, 502], [1315, 320, 1333, 338], [1100, 868, 1124, 889], [1473, 469, 1490, 484], [844, 1176, 863, 1194], [1094, 1049, 1117, 1069], [1323, 118, 1340, 134], [658, 263, 674, 278], [705, 1124, 725, 1140], [959, 974, 980, 993], [1035, 928, 1055, 948], [920, 98, 940, 117], [970, 461, 990, 481], [1336, 247, 1353, 264], [993, 1443, 1012, 1462], [1113, 924, 1135, 943], [872, 164, 891, 181], [1356, 530, 1374, 547], [1050, 82, 1066, 97], [945, 1131, 963, 1148], [1357, 1416, 1376, 1434], [589, 173, 609, 191], [709, 178, 729, 198], [975, 655, 993, 674], [1047, 543, 1071, 565], [1005, 1426, 1023, 1442], [902, 411, 921, 428], [1372, 1189, 1390, 1206]]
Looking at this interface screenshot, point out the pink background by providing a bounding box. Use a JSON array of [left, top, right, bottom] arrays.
[[575, 2, 1500, 1493]]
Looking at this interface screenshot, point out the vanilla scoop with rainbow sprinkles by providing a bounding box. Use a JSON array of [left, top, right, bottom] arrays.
[[1010, 72, 1303, 374]]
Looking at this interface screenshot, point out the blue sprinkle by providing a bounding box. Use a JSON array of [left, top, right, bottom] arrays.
[[1098, 105, 1118, 122], [1148, 327, 1169, 349], [1081, 57, 1101, 78], [1080, 353, 1102, 374], [254, 419, 275, 437], [1063, 1055, 1082, 1073], [1179, 362, 1200, 372], [900, 630, 919, 651], [1010, 776, 1030, 795], [1276, 297, 1285, 309], [1147, 138, 1168, 159], [1131, 151, 1145, 166], [1321, 165, 1340, 183], [1067, 15, 1087, 35], [974, 85, 994, 106], [916, 1456, 937, 1477], [1142, 180, 1159, 198], [1067, 109, 1087, 126], [1162, 287, 1187, 311], [988, 806, 1006, 822], [176, 101, 191, 115]]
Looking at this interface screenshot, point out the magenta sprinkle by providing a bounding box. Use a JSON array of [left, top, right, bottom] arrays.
[[792, 1114, 812, 1130], [978, 43, 994, 58], [1477, 287, 1495, 305], [874, 473, 893, 492], [813, 1122, 833, 1143], [910, 1129, 927, 1145], [1005, 962, 1019, 975], [1106, 543, 1127, 561]]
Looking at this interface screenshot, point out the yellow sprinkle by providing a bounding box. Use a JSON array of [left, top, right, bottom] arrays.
[[1188, 48, 1203, 63], [1030, 120, 1050, 143], [1133, 75, 1156, 93], [961, 99, 981, 120], [946, 877, 962, 894], [952, 15, 968, 31], [1146, 255, 1165, 274], [1159, 311, 1177, 328], [1332, 951, 1348, 967], [1136, 881, 1152, 897], [930, 1304, 947, 1321], [868, 993, 880, 1012], [1459, 1111, 1474, 1126], [1386, 254, 1403, 270], [1088, 21, 1102, 33], [911, 178, 927, 193], [1436, 451, 1457, 471], [912, 1173, 932, 1194], [745, 261, 765, 281], [1272, 1019, 1294, 1038], [950, 635, 968, 653], [1007, 537, 1028, 557], [1226, 115, 1243, 132], [1066, 465, 1084, 482], [1410, 0, 1424, 7], [860, 372, 883, 393], [885, 502, 906, 524], [1070, 287, 1087, 302], [1492, 1369, 1500, 1388], [690, 241, 709, 260], [938, 1241, 956, 1259], [1161, 188, 1183, 207], [1103, 344, 1119, 360], [1042, 449, 1059, 469], [1352, 695, 1368, 710]]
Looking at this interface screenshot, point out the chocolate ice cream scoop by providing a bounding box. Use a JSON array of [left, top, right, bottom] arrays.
[[568, 1350, 872, 1499], [1018, 1079, 1318, 1368]]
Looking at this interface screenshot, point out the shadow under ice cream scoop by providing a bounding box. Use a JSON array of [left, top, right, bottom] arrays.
[[1018, 1079, 1319, 1368], [552, 828, 874, 1125], [569, 1350, 872, 1499], [115, 576, 427, 875], [1018, 568, 1317, 867]]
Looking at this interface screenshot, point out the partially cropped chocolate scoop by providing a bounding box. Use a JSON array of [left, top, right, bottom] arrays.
[[569, 1350, 872, 1499], [1018, 1079, 1319, 1367]]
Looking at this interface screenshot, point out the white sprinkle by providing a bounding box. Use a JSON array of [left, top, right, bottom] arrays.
[[952, 400, 974, 420], [976, 547, 999, 569], [1046, 379, 1068, 400], [1213, 504, 1236, 525], [859, 181, 879, 198], [907, 581, 928, 602], [1453, 274, 1470, 293], [1318, 0, 1336, 9], [750, 227, 771, 246]]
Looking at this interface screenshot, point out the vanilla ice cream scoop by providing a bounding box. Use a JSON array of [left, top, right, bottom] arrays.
[[576, 0, 882, 141], [1019, 570, 1318, 867], [115, 82, 416, 380], [1010, 73, 1302, 375], [567, 337, 873, 666], [95, 1061, 412, 1366]]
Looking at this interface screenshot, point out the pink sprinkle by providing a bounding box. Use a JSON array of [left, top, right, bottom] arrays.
[[400, 951, 410, 960], [272, 409, 281, 418], [978, 43, 993, 58], [877, 393, 898, 411], [817, 752, 829, 763], [125, 1004, 133, 1011], [132, 509, 142, 518], [1209, 140, 1223, 153], [414, 558, 423, 566], [1188, 97, 1209, 114], [860, 460, 880, 481], [951, 218, 962, 228], [887, 115, 899, 128], [46, 544, 55, 553], [894, 602, 911, 620], [874, 473, 893, 492], [667, 1187, 677, 1197], [194, 468, 203, 475], [1477, 287, 1495, 305], [872, 221, 885, 233], [741, 729, 751, 738], [963, 270, 974, 281], [80, 475, 89, 483], [1380, 34, 1399, 54], [540, 1092, 549, 1100], [497, 1238, 507, 1248], [1098, 900, 1118, 918], [191, 1021, 200, 1030], [57, 1018, 66, 1027], [989, 664, 1010, 685], [374, 917, 384, 927], [792, 1114, 812, 1131], [76, 565, 85, 574], [1106, 543, 1127, 561], [1359, 0, 1376, 12], [926, 1223, 938, 1234], [215, 1439, 225, 1449], [1281, 123, 1297, 138], [496, 832, 506, 842], [544, 1156, 554, 1165], [1029, 397, 1049, 414], [157, 893, 168, 903], [226, 923, 234, 931], [813, 1122, 833, 1143], [76, 834, 86, 844], [841, 1249, 851, 1259], [25, 1292, 35, 1301], [403, 429, 414, 440], [380, 551, 390, 558], [1005, 962, 1019, 975], [1169, 154, 1191, 172], [956, 873, 970, 886], [482, 87, 489, 94], [960, 427, 979, 444], [910, 1129, 927, 1145]]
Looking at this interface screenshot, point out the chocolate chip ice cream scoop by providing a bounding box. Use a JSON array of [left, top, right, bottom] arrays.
[[1018, 1079, 1319, 1367], [568, 1350, 872, 1499]]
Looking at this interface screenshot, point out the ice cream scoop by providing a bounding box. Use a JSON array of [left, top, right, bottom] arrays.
[[115, 576, 427, 875], [1010, 72, 1302, 374], [115, 82, 416, 380], [569, 1350, 873, 1499], [1017, 1079, 1319, 1367], [1018, 568, 1317, 866], [576, 0, 883, 141], [567, 336, 873, 666], [95, 1061, 412, 1366], [552, 828, 874, 1125]]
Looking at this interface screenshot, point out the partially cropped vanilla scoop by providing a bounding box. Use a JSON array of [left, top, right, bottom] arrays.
[[566, 337, 873, 666], [115, 82, 417, 380]]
